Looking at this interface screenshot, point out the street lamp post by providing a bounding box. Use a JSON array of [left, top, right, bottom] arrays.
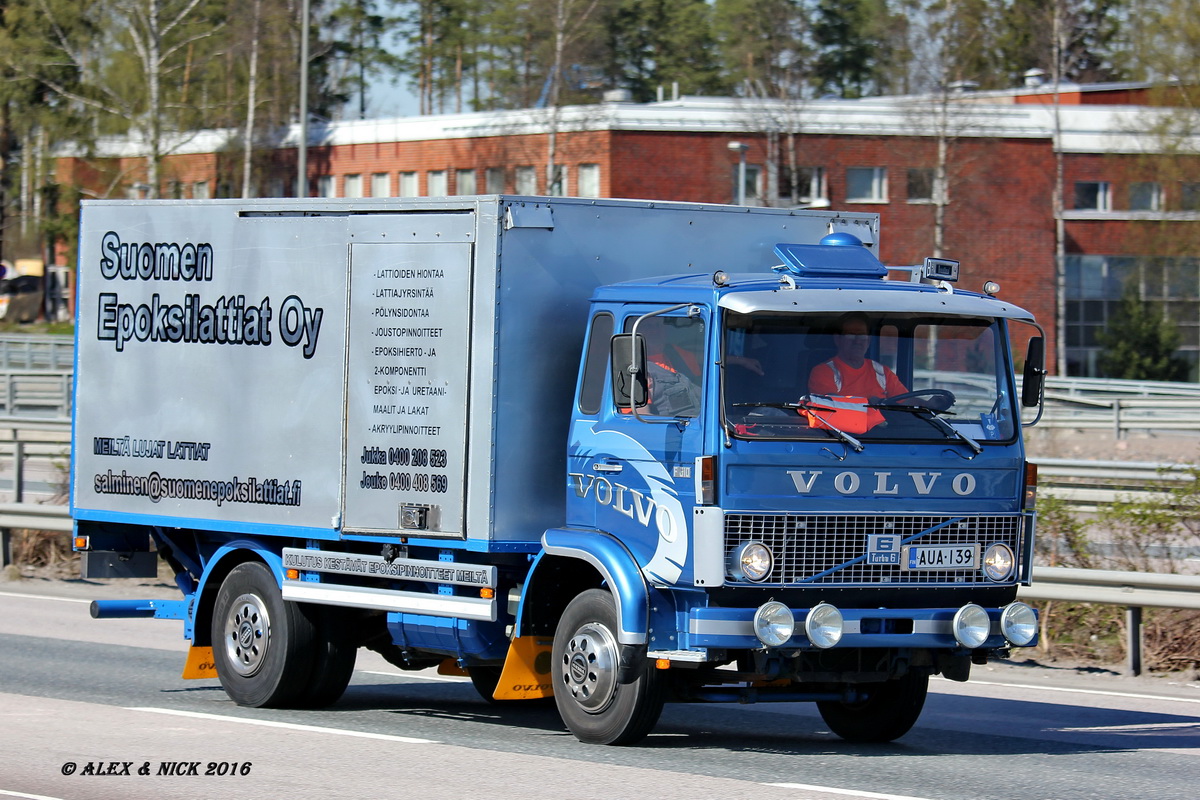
[[297, 0, 310, 198], [728, 141, 749, 205]]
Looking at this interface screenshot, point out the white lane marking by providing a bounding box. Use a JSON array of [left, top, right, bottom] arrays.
[[0, 591, 90, 604], [0, 790, 68, 800], [945, 677, 1200, 706], [1052, 721, 1200, 733], [765, 782, 935, 800], [127, 707, 438, 744], [360, 670, 468, 683]]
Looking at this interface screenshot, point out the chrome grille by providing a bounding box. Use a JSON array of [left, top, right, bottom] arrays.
[[723, 513, 1026, 586]]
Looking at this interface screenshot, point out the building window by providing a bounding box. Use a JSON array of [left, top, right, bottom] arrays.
[[1128, 182, 1162, 211], [846, 167, 887, 203], [778, 166, 826, 206], [316, 175, 335, 198], [731, 164, 763, 205], [456, 169, 476, 195], [515, 166, 537, 194], [907, 168, 935, 203], [344, 174, 363, 198], [399, 171, 418, 197], [486, 167, 505, 194], [1064, 255, 1199, 381], [371, 172, 390, 198], [427, 170, 447, 196], [1073, 181, 1112, 211], [1182, 183, 1200, 212], [193, 181, 210, 199], [578, 164, 601, 197]]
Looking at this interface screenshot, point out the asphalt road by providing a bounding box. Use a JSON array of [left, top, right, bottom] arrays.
[[1, 579, 1197, 800]]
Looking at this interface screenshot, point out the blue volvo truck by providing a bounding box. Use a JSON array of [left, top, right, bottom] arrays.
[[72, 196, 1044, 745]]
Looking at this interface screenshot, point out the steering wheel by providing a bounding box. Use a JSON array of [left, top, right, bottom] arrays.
[[883, 388, 956, 411]]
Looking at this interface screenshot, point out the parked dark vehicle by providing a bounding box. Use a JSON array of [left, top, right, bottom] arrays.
[[0, 275, 44, 323]]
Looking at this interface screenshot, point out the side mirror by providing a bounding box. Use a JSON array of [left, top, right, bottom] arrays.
[[1021, 337, 1045, 407], [611, 334, 647, 408]]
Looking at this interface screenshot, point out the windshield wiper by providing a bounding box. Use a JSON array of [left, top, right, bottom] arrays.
[[731, 400, 865, 452], [871, 403, 983, 455], [796, 397, 865, 453]]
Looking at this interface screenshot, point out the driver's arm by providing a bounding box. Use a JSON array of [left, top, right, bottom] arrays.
[[883, 367, 907, 397]]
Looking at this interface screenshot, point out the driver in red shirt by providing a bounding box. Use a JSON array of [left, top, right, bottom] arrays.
[[808, 312, 906, 401]]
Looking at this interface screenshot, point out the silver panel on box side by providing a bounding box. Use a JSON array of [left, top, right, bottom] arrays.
[[72, 202, 349, 530], [343, 241, 472, 535]]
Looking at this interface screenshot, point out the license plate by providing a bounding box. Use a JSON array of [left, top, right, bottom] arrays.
[[902, 544, 978, 571]]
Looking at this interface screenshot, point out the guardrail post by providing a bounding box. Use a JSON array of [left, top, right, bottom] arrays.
[[0, 527, 10, 568], [1112, 398, 1123, 440], [1126, 606, 1142, 676], [14, 440, 23, 503]]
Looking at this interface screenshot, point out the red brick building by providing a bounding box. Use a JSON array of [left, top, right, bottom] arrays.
[[55, 83, 1200, 380]]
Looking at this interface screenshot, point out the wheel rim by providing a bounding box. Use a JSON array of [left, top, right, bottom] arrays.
[[559, 621, 619, 713], [224, 592, 271, 677]]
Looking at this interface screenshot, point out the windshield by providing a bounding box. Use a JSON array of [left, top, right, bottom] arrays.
[[723, 311, 1017, 444]]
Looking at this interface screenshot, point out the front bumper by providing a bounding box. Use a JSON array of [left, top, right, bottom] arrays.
[[685, 603, 1035, 650]]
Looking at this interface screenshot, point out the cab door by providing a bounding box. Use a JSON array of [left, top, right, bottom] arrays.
[[567, 304, 709, 584]]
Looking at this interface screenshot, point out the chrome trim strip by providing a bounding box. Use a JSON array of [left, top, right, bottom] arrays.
[[282, 579, 496, 622]]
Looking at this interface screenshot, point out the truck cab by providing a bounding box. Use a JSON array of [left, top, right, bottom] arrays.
[[548, 233, 1043, 743]]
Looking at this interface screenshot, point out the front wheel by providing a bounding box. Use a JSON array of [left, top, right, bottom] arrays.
[[816, 671, 929, 743], [211, 561, 316, 708], [552, 589, 664, 745]]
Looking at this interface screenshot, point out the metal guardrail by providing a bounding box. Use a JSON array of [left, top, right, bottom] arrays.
[[1021, 566, 1200, 610], [0, 335, 75, 371], [1044, 375, 1200, 397], [1037, 396, 1200, 438], [0, 371, 73, 418], [1035, 457, 1196, 511], [0, 415, 71, 568], [1018, 566, 1200, 675]]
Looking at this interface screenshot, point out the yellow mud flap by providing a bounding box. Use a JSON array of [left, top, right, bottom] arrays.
[[437, 658, 470, 677], [181, 646, 216, 679], [492, 636, 555, 700]]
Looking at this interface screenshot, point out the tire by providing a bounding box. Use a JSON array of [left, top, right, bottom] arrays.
[[816, 671, 929, 743], [295, 607, 358, 708], [211, 561, 316, 708], [552, 589, 664, 745]]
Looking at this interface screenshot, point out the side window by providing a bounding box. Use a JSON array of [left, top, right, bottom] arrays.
[[579, 313, 613, 414], [624, 315, 704, 417]]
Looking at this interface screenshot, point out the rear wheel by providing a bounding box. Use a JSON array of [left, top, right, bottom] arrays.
[[816, 671, 929, 743], [295, 607, 357, 708], [552, 589, 664, 745], [211, 562, 315, 708]]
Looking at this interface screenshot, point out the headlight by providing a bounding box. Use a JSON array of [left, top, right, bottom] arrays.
[[982, 543, 1015, 582], [753, 601, 795, 647], [1001, 602, 1038, 646], [952, 604, 992, 649], [729, 541, 773, 582], [804, 603, 844, 649]]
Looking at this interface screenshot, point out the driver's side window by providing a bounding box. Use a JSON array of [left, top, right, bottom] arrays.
[[623, 316, 704, 417]]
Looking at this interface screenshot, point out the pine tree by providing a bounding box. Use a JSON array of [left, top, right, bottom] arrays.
[[1096, 283, 1188, 382]]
